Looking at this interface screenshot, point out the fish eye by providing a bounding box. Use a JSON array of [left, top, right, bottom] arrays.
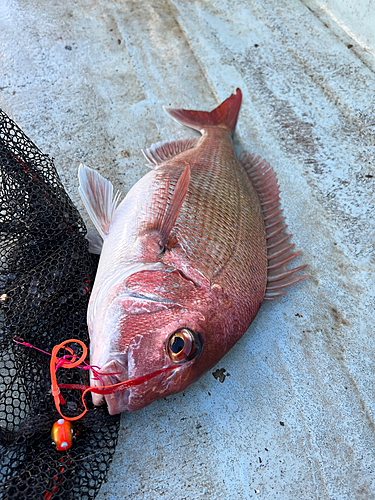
[[170, 335, 185, 354], [168, 328, 200, 363]]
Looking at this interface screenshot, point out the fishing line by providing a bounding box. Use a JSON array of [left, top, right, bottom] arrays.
[[14, 338, 181, 422]]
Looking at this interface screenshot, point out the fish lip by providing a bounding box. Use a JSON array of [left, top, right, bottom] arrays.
[[91, 353, 129, 413], [105, 387, 130, 415]]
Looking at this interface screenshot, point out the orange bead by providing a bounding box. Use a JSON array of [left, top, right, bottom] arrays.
[[51, 419, 74, 451]]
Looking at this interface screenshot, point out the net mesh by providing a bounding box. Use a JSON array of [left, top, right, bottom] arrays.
[[0, 109, 120, 500]]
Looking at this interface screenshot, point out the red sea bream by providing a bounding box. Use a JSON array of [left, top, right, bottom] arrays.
[[78, 89, 307, 415]]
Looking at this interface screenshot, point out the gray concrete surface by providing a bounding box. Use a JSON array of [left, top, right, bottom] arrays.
[[313, 0, 375, 54], [1, 1, 374, 499]]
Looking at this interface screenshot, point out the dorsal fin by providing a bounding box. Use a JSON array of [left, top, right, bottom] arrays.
[[142, 138, 198, 168], [240, 152, 309, 300], [78, 164, 121, 239]]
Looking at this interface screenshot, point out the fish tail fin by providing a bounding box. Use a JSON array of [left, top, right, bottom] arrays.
[[164, 88, 242, 136]]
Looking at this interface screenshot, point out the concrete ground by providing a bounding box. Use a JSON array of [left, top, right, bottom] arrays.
[[1, 1, 374, 499]]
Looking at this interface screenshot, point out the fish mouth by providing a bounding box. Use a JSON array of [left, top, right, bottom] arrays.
[[91, 353, 181, 414], [91, 353, 130, 415]]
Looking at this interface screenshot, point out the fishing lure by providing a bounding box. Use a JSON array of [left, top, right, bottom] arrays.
[[51, 419, 75, 451], [14, 337, 181, 450]]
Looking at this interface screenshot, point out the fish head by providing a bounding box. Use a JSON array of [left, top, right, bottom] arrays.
[[90, 268, 230, 414]]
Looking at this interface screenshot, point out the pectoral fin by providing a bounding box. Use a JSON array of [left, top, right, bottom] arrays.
[[161, 163, 190, 241], [145, 164, 191, 245]]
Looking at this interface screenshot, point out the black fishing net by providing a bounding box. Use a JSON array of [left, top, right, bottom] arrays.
[[0, 109, 120, 500]]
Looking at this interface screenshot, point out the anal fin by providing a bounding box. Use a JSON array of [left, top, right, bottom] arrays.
[[240, 152, 309, 300], [142, 138, 198, 168]]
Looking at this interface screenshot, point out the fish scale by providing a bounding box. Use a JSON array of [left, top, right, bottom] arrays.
[[78, 88, 308, 414], [166, 128, 267, 312], [173, 134, 251, 275]]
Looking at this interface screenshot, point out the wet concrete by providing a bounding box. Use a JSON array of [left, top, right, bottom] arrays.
[[1, 0, 374, 498]]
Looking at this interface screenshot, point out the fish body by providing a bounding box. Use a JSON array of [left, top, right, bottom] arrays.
[[79, 89, 306, 414]]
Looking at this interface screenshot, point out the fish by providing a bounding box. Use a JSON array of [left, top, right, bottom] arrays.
[[78, 89, 308, 415]]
